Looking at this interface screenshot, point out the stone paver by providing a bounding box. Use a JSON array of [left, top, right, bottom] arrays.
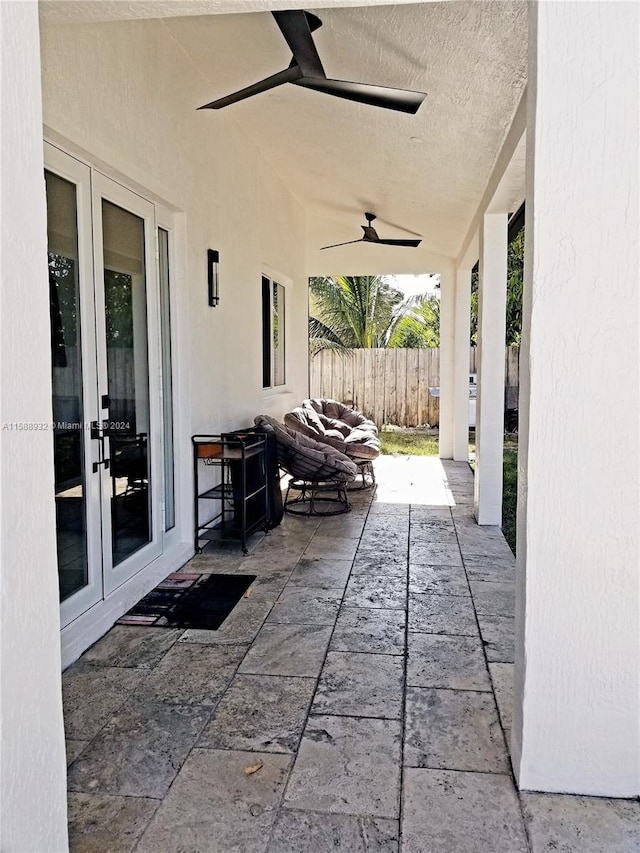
[[409, 592, 478, 636], [404, 686, 509, 773], [65, 739, 88, 767], [239, 623, 333, 677], [267, 811, 399, 852], [198, 674, 315, 753], [409, 541, 463, 566], [312, 651, 404, 719], [81, 626, 183, 669], [477, 613, 515, 662], [287, 556, 353, 590], [407, 633, 491, 692], [409, 563, 470, 596], [465, 561, 516, 583], [64, 454, 619, 853], [136, 749, 292, 853], [67, 792, 159, 853], [351, 552, 407, 576], [67, 699, 210, 798], [330, 606, 406, 654], [402, 768, 529, 853], [62, 664, 147, 741], [489, 661, 515, 730], [343, 573, 406, 609], [469, 580, 516, 617], [521, 792, 640, 853], [266, 586, 343, 625], [136, 642, 248, 706], [284, 715, 402, 817], [304, 534, 360, 561]]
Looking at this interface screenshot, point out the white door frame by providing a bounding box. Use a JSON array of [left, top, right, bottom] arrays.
[[46, 144, 170, 623], [91, 172, 163, 595], [46, 143, 104, 628]]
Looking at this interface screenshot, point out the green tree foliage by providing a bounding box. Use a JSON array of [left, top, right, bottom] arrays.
[[386, 294, 440, 348], [309, 275, 440, 354], [309, 275, 402, 352], [470, 225, 524, 346], [505, 228, 524, 345]]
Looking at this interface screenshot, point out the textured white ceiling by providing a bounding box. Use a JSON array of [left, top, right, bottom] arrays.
[[39, 0, 443, 24], [41, 1, 528, 270]]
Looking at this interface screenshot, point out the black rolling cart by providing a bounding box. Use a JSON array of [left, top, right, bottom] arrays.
[[192, 433, 268, 554]]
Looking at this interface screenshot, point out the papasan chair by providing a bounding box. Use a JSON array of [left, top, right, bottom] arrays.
[[286, 398, 380, 488], [302, 398, 378, 439], [254, 414, 357, 516]]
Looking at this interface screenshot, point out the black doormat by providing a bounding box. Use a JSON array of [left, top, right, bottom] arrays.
[[117, 572, 256, 630]]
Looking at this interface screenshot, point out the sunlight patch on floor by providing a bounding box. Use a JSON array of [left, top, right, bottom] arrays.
[[373, 455, 456, 507]]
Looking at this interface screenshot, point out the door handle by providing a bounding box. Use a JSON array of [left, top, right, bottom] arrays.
[[91, 421, 110, 473], [90, 420, 105, 441]]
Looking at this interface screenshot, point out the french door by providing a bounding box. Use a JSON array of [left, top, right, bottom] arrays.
[[46, 144, 164, 627]]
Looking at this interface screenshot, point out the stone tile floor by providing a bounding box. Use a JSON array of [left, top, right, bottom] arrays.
[[64, 457, 639, 852]]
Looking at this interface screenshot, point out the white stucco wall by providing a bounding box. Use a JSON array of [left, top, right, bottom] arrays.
[[473, 213, 507, 525], [0, 2, 69, 850], [453, 266, 471, 461], [40, 15, 309, 437], [39, 16, 310, 662], [437, 267, 455, 458], [514, 0, 640, 796]]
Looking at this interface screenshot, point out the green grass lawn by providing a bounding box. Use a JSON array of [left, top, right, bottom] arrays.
[[502, 443, 518, 555], [380, 430, 440, 456], [380, 428, 518, 554]]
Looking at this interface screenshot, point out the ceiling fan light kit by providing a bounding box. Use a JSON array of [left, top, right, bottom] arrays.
[[320, 212, 422, 251], [199, 10, 427, 114]]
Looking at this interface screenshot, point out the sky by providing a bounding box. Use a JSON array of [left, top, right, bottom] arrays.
[[386, 273, 441, 299]]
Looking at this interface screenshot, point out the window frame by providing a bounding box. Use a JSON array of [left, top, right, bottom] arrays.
[[261, 272, 287, 391]]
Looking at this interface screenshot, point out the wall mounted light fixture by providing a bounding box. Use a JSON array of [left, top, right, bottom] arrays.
[[207, 249, 219, 306]]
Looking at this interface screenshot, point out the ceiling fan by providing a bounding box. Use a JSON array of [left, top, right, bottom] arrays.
[[198, 10, 427, 114], [321, 213, 422, 250]]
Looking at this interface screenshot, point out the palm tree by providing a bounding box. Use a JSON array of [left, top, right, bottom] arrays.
[[309, 275, 439, 354], [385, 294, 440, 348], [309, 275, 402, 354]]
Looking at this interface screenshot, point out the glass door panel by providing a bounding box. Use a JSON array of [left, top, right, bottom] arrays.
[[101, 200, 151, 566], [47, 171, 89, 600], [45, 145, 103, 628], [158, 227, 175, 532], [93, 174, 162, 595], [46, 148, 167, 621]]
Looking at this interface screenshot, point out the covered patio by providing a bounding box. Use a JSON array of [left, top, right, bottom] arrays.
[[63, 457, 637, 851], [1, 1, 639, 849]]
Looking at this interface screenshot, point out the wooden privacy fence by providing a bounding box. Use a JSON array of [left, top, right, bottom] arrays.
[[310, 347, 520, 429]]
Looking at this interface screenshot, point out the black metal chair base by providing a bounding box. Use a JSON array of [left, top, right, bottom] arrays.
[[284, 478, 351, 516], [348, 459, 376, 491]]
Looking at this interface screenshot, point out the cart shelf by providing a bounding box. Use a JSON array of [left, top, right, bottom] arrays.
[[192, 433, 268, 554]]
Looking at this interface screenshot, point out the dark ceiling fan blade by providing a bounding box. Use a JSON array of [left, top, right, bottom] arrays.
[[321, 212, 421, 249], [294, 77, 426, 114], [320, 238, 364, 250], [198, 65, 301, 110], [272, 10, 325, 77], [303, 11, 323, 33], [376, 238, 422, 247]]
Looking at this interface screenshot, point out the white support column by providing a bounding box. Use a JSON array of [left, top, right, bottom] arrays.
[[453, 266, 472, 461], [473, 214, 507, 524], [513, 1, 640, 796], [438, 266, 455, 459], [0, 2, 69, 849]]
